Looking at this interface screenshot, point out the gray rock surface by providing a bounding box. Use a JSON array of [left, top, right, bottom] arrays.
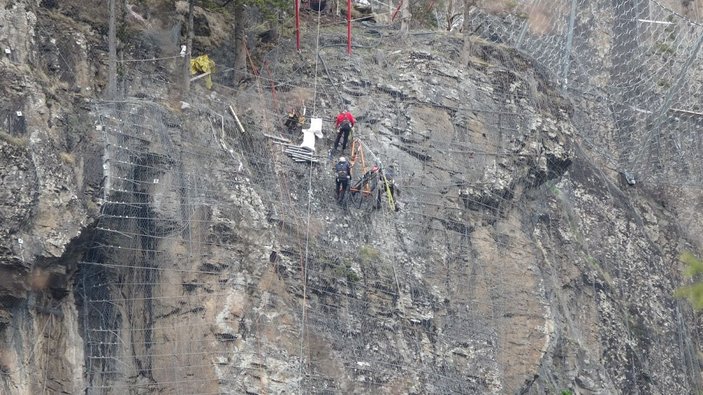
[[0, 1, 701, 395]]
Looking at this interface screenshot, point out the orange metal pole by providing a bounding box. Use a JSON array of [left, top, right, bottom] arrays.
[[351, 139, 361, 163], [359, 148, 371, 196]]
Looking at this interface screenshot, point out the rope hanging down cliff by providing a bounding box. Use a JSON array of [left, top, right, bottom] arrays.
[[299, 4, 324, 390]]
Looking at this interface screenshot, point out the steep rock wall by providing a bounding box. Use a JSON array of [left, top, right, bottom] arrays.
[[0, 1, 103, 393], [0, 1, 701, 394]]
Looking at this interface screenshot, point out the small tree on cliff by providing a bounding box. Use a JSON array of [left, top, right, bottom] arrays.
[[675, 252, 703, 310], [227, 0, 288, 85], [108, 0, 118, 98], [400, 0, 412, 36], [183, 0, 195, 96], [460, 0, 476, 65]]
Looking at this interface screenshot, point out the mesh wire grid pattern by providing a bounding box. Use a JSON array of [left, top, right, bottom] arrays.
[[79, 103, 224, 394], [471, 0, 703, 185], [74, 1, 703, 392], [79, 78, 545, 393]]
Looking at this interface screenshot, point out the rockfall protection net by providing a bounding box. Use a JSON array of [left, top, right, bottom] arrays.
[[74, 1, 703, 393], [470, 0, 703, 186]]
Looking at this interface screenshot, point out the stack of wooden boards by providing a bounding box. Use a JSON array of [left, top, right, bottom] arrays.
[[265, 133, 320, 163]]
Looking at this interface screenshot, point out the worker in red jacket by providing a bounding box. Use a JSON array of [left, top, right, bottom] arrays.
[[333, 110, 356, 152]]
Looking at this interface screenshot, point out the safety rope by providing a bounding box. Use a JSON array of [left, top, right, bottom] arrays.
[[299, 5, 324, 391], [380, 172, 395, 209], [312, 6, 322, 116]]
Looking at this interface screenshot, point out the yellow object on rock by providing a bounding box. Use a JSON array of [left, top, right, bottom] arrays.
[[190, 55, 215, 89]]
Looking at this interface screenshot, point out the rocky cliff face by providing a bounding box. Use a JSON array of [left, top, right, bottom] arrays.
[[0, 1, 103, 393], [1, 1, 701, 394]]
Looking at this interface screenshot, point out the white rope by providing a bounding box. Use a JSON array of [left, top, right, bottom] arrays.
[[312, 7, 323, 116], [117, 55, 182, 63], [299, 5, 324, 392]]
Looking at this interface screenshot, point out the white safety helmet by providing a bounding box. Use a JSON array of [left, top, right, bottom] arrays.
[[339, 156, 347, 162]]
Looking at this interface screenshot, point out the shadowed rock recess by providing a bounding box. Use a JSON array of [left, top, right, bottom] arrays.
[[1, 1, 702, 394]]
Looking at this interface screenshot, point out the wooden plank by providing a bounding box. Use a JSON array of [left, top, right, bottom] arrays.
[[190, 71, 212, 82], [285, 152, 318, 158], [287, 154, 319, 161], [283, 146, 312, 151], [229, 105, 247, 134], [290, 155, 318, 160], [284, 149, 315, 155], [637, 19, 673, 25], [285, 148, 312, 154], [669, 107, 703, 117], [272, 141, 302, 147], [287, 153, 316, 159], [264, 133, 291, 142], [292, 156, 319, 160]]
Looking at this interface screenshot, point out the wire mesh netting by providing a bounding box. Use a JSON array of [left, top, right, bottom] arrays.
[[78, 61, 550, 393], [78, 101, 248, 393], [471, 0, 703, 185], [72, 0, 703, 393]]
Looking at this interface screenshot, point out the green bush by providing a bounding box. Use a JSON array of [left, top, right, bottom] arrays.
[[654, 42, 675, 56], [0, 131, 27, 147], [675, 252, 703, 310], [332, 259, 360, 283], [359, 244, 380, 265]]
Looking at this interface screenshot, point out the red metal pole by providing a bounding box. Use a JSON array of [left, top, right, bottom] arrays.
[[347, 0, 352, 54], [391, 0, 403, 21], [425, 0, 437, 11], [295, 0, 301, 51]]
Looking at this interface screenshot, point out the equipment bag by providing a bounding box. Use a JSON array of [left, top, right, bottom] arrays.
[[340, 119, 352, 131], [335, 162, 349, 179]]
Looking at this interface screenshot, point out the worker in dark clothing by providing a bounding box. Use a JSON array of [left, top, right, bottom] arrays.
[[333, 110, 356, 152], [284, 109, 304, 134], [334, 156, 352, 204], [352, 164, 380, 197], [376, 165, 400, 211]]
